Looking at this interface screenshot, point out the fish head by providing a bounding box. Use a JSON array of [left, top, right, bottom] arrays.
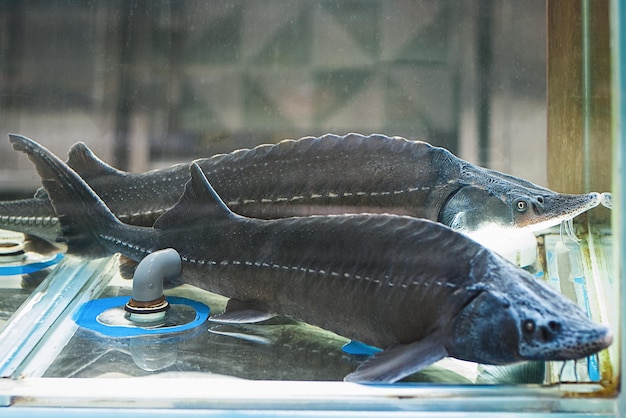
[[512, 295, 613, 362], [441, 185, 601, 234], [447, 253, 612, 365], [505, 190, 601, 232]]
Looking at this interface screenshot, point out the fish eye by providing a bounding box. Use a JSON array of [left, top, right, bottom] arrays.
[[515, 200, 528, 212], [523, 319, 535, 333]]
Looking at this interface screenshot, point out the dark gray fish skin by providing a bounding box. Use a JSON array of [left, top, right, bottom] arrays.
[[1, 133, 600, 243], [0, 197, 61, 242], [10, 135, 612, 383]]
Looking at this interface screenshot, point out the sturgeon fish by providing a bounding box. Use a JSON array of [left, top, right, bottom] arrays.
[[10, 135, 612, 383], [1, 133, 600, 244]]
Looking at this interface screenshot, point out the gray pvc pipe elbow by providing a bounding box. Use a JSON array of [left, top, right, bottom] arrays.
[[132, 248, 182, 302]]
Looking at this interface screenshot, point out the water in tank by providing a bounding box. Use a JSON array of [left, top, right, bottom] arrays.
[[0, 1, 622, 416]]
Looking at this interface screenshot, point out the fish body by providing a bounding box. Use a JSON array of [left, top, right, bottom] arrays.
[[1, 133, 600, 243], [10, 135, 612, 383]]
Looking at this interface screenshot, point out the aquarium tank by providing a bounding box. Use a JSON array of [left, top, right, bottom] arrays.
[[0, 0, 623, 416]]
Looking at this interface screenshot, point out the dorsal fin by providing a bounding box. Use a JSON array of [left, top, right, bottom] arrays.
[[33, 142, 122, 199], [153, 163, 238, 229], [67, 142, 127, 180]]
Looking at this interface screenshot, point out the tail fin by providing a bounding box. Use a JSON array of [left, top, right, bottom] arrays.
[[8, 134, 121, 258]]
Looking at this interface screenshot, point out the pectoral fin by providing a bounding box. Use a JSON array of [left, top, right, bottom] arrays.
[[119, 255, 138, 280], [344, 331, 448, 383], [209, 298, 276, 324], [208, 325, 273, 345]]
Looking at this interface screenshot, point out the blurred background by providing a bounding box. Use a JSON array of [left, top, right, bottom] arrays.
[[0, 0, 546, 197]]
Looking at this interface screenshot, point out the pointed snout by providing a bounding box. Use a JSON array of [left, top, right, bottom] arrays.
[[538, 192, 601, 216], [556, 323, 612, 360], [520, 315, 613, 361], [515, 191, 602, 231], [598, 326, 614, 350]]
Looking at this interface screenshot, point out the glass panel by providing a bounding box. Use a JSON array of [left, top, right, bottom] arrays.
[[0, 0, 621, 414]]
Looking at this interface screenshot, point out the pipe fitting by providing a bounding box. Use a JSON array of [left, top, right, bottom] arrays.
[[125, 248, 182, 320], [0, 240, 26, 263]]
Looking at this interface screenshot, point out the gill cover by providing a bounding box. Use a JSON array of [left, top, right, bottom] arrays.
[[448, 290, 521, 365], [439, 186, 512, 231]]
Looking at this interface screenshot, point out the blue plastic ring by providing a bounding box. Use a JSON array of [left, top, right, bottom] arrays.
[[74, 296, 210, 338], [0, 253, 64, 276]]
